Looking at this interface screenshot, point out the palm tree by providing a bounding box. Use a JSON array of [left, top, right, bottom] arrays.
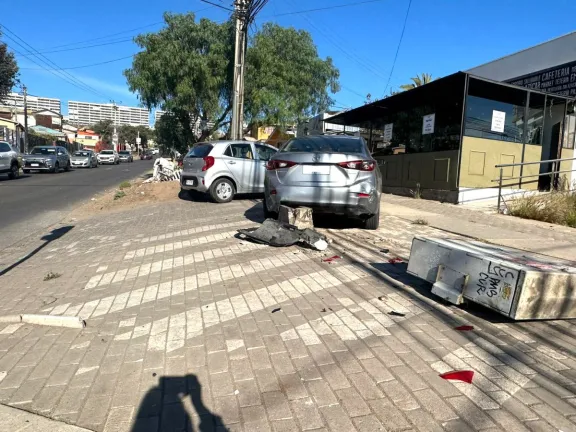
[[400, 73, 434, 91]]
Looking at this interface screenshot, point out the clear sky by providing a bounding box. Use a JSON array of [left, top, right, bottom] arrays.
[[3, 0, 576, 116]]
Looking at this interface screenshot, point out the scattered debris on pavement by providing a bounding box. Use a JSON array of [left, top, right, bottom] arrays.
[[388, 310, 406, 317], [43, 271, 61, 281], [455, 325, 474, 331], [380, 248, 390, 254], [439, 370, 474, 384], [271, 307, 281, 313], [143, 158, 181, 183], [278, 205, 314, 229], [388, 257, 403, 264], [322, 255, 341, 263], [238, 219, 328, 251]]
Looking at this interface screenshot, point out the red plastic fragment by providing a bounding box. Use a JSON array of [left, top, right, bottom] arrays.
[[388, 257, 403, 264], [439, 370, 474, 384], [455, 325, 474, 331], [322, 256, 341, 263]]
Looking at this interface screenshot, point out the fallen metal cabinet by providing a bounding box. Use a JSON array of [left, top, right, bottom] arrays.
[[407, 237, 576, 320]]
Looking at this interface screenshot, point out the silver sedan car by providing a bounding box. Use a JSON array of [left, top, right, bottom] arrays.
[[180, 140, 278, 203], [70, 150, 98, 168], [263, 135, 382, 229]]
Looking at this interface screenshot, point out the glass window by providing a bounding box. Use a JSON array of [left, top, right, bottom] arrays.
[[31, 147, 56, 155], [255, 144, 277, 161], [0, 142, 11, 152], [525, 93, 545, 146], [464, 78, 527, 143], [225, 144, 254, 159], [186, 145, 213, 158], [74, 151, 91, 157], [281, 136, 366, 154]]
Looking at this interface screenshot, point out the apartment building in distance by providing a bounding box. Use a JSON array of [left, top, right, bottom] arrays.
[[68, 101, 150, 127], [2, 92, 61, 113]]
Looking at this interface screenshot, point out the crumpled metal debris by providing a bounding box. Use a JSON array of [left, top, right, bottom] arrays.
[[143, 158, 181, 183], [238, 219, 329, 251]]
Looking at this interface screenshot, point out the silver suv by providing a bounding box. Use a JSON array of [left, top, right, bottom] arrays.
[[0, 141, 21, 179], [23, 146, 71, 173], [180, 141, 278, 203]]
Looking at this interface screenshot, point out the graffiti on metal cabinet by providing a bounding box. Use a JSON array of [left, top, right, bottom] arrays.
[[475, 262, 518, 301]]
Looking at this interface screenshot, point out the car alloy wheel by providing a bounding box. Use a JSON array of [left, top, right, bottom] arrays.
[[210, 178, 235, 203]]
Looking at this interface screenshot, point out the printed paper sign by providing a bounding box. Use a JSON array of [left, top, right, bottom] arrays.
[[383, 123, 393, 142], [491, 110, 506, 133], [422, 114, 435, 135]]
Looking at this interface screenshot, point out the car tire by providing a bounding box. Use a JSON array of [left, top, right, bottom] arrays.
[[52, 162, 59, 173], [65, 161, 71, 172], [363, 209, 380, 230], [209, 178, 235, 203], [8, 163, 19, 179], [263, 197, 278, 220]]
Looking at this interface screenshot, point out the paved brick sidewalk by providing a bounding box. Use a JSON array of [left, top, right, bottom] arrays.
[[0, 197, 575, 432]]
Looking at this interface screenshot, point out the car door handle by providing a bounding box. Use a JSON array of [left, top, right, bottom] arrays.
[[228, 161, 236, 165]]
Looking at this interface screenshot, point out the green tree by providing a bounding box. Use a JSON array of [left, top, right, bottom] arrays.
[[90, 119, 114, 144], [0, 31, 19, 103], [124, 13, 339, 144], [118, 125, 151, 148], [154, 111, 189, 155], [399, 73, 434, 91]]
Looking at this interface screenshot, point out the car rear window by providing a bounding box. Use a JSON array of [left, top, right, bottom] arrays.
[[119, 151, 130, 155], [186, 145, 213, 158], [281, 136, 365, 154]]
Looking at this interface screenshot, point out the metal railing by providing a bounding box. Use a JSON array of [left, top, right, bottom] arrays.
[[493, 157, 576, 212]]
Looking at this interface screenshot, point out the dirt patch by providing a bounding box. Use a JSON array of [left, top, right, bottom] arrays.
[[70, 179, 181, 220]]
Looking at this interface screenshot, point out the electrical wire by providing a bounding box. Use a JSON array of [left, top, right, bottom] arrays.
[[264, 0, 388, 18], [15, 37, 134, 56], [1, 27, 111, 100], [19, 54, 135, 71], [381, 0, 412, 97]]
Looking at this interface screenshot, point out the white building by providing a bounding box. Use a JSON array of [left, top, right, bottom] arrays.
[[1, 92, 61, 113], [68, 101, 150, 127]]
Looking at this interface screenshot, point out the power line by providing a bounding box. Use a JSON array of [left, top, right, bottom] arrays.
[[15, 37, 134, 56], [1, 26, 111, 100], [263, 0, 388, 18], [382, 0, 412, 97], [19, 54, 135, 71]]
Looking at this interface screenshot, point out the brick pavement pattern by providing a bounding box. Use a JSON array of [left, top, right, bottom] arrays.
[[0, 197, 575, 431]]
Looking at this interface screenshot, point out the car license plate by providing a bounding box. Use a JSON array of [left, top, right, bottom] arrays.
[[302, 165, 330, 175], [186, 180, 196, 186], [31, 163, 39, 167]]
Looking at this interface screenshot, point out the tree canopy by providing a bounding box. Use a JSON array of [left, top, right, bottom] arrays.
[[124, 13, 339, 147], [0, 31, 19, 103]]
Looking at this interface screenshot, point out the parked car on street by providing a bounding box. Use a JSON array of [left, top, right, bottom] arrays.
[[71, 150, 98, 168], [97, 149, 119, 165], [263, 135, 382, 229], [180, 141, 278, 203], [23, 146, 71, 174], [118, 151, 134, 163], [0, 141, 22, 179], [141, 151, 153, 160]]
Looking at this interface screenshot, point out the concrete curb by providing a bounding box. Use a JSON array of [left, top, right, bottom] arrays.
[[0, 314, 86, 329]]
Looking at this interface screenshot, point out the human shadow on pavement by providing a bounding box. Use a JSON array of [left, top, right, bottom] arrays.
[[0, 225, 74, 276], [131, 374, 228, 432]]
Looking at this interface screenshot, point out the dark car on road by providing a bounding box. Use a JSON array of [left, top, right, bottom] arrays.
[[118, 151, 134, 163], [0, 141, 22, 179], [141, 151, 153, 160], [23, 146, 71, 174]]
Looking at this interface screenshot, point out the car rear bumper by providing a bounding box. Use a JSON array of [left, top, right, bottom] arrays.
[[180, 174, 208, 192], [267, 185, 380, 217]]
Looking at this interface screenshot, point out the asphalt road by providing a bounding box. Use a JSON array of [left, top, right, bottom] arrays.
[[0, 159, 155, 251]]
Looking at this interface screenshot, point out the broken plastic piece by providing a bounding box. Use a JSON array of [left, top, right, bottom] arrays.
[[455, 325, 474, 331], [238, 220, 329, 251], [388, 257, 403, 264], [388, 311, 406, 317], [322, 256, 341, 263], [439, 370, 474, 384], [271, 307, 281, 313], [380, 248, 390, 254]]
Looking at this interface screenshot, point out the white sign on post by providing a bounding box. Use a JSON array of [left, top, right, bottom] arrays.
[[422, 114, 435, 135], [491, 110, 506, 133], [383, 123, 393, 142]]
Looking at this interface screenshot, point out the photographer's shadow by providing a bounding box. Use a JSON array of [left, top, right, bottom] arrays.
[[132, 374, 228, 432]]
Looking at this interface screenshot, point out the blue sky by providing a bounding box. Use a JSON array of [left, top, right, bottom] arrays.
[[3, 0, 576, 116]]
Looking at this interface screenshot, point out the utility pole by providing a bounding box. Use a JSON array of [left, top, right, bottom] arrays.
[[111, 101, 119, 152], [23, 85, 28, 153], [231, 0, 249, 140]]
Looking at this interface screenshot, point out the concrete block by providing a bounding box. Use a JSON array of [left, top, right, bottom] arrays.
[[278, 206, 314, 229]]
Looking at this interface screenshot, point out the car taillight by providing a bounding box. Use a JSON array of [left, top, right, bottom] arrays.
[[202, 156, 215, 171], [266, 160, 297, 170], [338, 160, 375, 171]]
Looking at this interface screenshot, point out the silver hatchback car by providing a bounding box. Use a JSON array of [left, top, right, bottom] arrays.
[[263, 135, 382, 229], [180, 140, 278, 203]]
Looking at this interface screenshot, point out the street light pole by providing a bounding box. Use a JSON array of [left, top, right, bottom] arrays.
[[231, 0, 249, 140], [23, 85, 28, 153]]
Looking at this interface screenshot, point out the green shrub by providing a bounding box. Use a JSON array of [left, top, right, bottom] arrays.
[[114, 190, 126, 200], [119, 181, 131, 189]]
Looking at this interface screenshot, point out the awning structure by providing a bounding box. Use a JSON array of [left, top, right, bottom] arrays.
[[30, 125, 66, 139]]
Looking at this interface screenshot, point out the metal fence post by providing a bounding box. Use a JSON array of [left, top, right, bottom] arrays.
[[497, 167, 503, 213]]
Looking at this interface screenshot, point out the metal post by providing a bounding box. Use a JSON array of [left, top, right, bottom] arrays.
[[231, 1, 244, 140], [497, 167, 503, 213], [23, 85, 28, 153]]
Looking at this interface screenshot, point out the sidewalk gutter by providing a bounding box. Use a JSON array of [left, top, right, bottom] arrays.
[[0, 404, 93, 431]]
